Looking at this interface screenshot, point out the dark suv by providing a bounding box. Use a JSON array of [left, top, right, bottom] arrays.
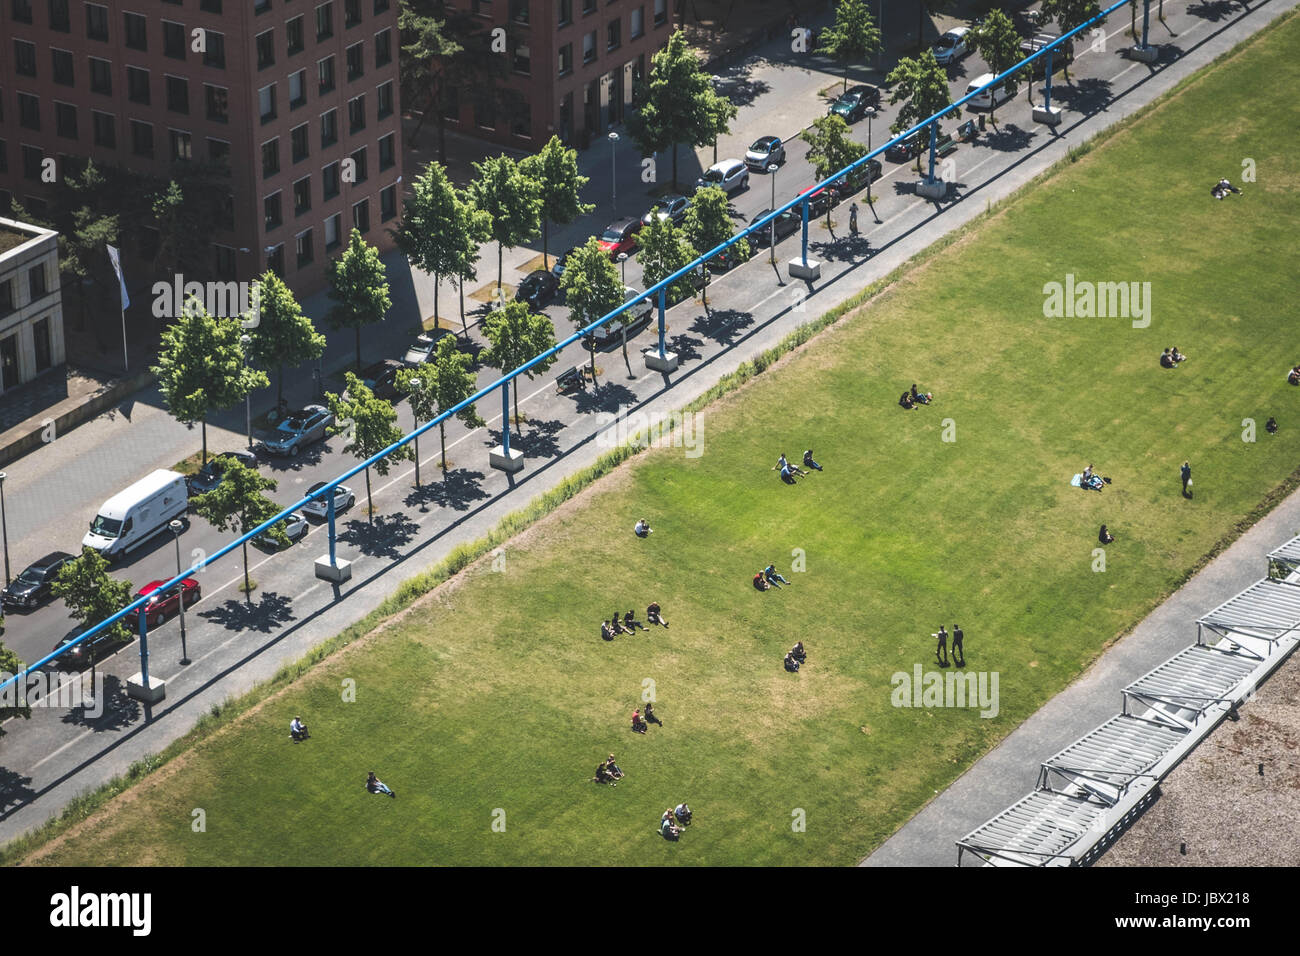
[[2, 551, 74, 610]]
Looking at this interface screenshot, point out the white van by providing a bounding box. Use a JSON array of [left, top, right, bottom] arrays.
[[966, 73, 1017, 110], [82, 470, 188, 561]]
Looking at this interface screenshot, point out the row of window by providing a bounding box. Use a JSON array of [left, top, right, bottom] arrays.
[[0, 262, 49, 314], [260, 151, 394, 230], [554, 0, 667, 30], [556, 4, 653, 76]]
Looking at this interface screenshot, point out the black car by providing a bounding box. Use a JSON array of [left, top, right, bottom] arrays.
[[2, 551, 75, 610], [885, 132, 926, 163], [186, 450, 259, 497], [50, 625, 134, 671], [747, 208, 801, 247], [828, 159, 883, 200], [827, 84, 882, 123], [551, 246, 578, 281], [357, 359, 404, 401], [798, 184, 838, 218], [515, 269, 559, 309]]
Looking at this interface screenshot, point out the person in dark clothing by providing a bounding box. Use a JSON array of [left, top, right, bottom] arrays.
[[803, 449, 823, 471], [1265, 417, 1278, 434], [1181, 460, 1192, 497], [900, 391, 916, 410], [934, 626, 948, 666], [849, 202, 859, 233], [790, 641, 807, 663], [647, 602, 669, 628], [1099, 524, 1115, 544], [784, 652, 800, 672], [645, 701, 663, 726], [952, 625, 964, 668], [624, 609, 648, 631], [366, 771, 395, 798], [754, 572, 772, 591], [601, 620, 615, 641]]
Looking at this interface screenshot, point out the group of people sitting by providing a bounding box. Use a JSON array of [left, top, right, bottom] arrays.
[[630, 702, 663, 734], [899, 384, 933, 409], [774, 450, 822, 483], [1159, 346, 1187, 368], [1211, 177, 1242, 200], [783, 641, 807, 672], [602, 603, 669, 639], [660, 804, 692, 840], [1287, 365, 1300, 386], [1080, 463, 1109, 492], [753, 564, 792, 591], [593, 753, 624, 785]]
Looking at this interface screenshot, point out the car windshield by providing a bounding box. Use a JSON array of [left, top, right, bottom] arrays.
[[936, 35, 956, 48], [89, 515, 122, 538], [280, 418, 306, 433], [601, 228, 624, 242], [703, 169, 723, 182], [750, 140, 771, 151], [16, 568, 44, 586]]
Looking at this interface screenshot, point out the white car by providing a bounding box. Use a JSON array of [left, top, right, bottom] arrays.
[[301, 483, 355, 521], [932, 27, 971, 65], [694, 159, 750, 195], [253, 511, 309, 548]]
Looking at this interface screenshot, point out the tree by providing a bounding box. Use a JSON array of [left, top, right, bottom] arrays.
[[971, 9, 1025, 125], [414, 336, 485, 470], [682, 186, 745, 310], [0, 642, 32, 735], [636, 216, 698, 307], [481, 302, 558, 439], [626, 29, 738, 189], [886, 52, 960, 173], [394, 161, 465, 335], [468, 155, 541, 294], [819, 0, 883, 92], [246, 271, 326, 409], [191, 460, 286, 598], [153, 302, 268, 465], [520, 136, 594, 272], [151, 178, 211, 283], [801, 115, 869, 223], [1040, 0, 1103, 83], [327, 228, 392, 370], [450, 193, 491, 334], [559, 238, 623, 384], [52, 547, 134, 689], [325, 375, 414, 520]]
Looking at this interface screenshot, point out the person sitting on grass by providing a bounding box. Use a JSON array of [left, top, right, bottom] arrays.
[[1211, 177, 1241, 200], [601, 620, 616, 641], [784, 651, 801, 672], [1171, 346, 1186, 364], [754, 571, 772, 592], [899, 390, 916, 410], [290, 715, 310, 742], [611, 614, 630, 636], [791, 641, 807, 663], [765, 564, 791, 588], [594, 763, 617, 785], [1099, 524, 1115, 545], [661, 809, 683, 841], [1081, 464, 1104, 491], [779, 461, 800, 484], [774, 453, 807, 478], [606, 754, 624, 779], [1266, 417, 1278, 434], [647, 602, 670, 628], [1288, 365, 1300, 386], [645, 701, 663, 726], [624, 609, 648, 632], [632, 708, 648, 733], [366, 771, 395, 798], [674, 803, 692, 825], [910, 384, 933, 405], [1160, 348, 1176, 368], [634, 518, 653, 538], [803, 449, 823, 471]]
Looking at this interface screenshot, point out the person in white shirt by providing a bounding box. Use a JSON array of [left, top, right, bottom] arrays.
[[634, 518, 652, 537], [674, 803, 692, 826], [290, 716, 309, 741]]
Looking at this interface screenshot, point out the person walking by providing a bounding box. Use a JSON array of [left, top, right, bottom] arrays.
[[1181, 460, 1192, 498], [952, 625, 964, 668], [849, 203, 859, 234], [934, 625, 948, 666]]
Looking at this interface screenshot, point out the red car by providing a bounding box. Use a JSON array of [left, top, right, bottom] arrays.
[[595, 218, 642, 258], [124, 578, 202, 630]]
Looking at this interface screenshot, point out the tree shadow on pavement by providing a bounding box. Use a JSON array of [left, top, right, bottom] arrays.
[[667, 333, 705, 364], [809, 234, 872, 264], [61, 674, 139, 733], [980, 123, 1036, 152], [1049, 77, 1114, 117], [713, 74, 772, 109], [341, 512, 421, 559], [0, 766, 35, 814], [489, 418, 565, 461], [571, 382, 639, 415], [198, 590, 296, 635], [405, 468, 491, 512], [689, 307, 753, 347], [1187, 0, 1241, 22]]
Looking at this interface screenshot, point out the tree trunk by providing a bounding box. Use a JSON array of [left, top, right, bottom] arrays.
[[1130, 2, 1136, 37], [497, 241, 504, 295], [355, 326, 362, 370], [201, 419, 208, 466], [433, 273, 440, 336], [621, 322, 630, 370], [365, 465, 373, 523], [513, 378, 523, 439], [459, 277, 467, 330], [439, 421, 448, 470], [542, 218, 550, 272], [277, 363, 285, 408], [589, 338, 598, 385], [671, 144, 678, 190], [242, 541, 251, 601], [844, 60, 850, 93]]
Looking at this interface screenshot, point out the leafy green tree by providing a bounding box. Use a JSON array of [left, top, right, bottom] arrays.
[[415, 336, 485, 470], [521, 137, 594, 272], [325, 374, 414, 521], [150, 179, 210, 282], [451, 193, 491, 334], [559, 238, 623, 384], [801, 115, 869, 223], [191, 460, 286, 598], [886, 52, 960, 173], [971, 10, 1026, 123], [468, 155, 541, 293], [246, 272, 326, 409], [327, 229, 392, 370], [819, 0, 883, 92], [1040, 0, 1103, 82], [626, 29, 738, 189], [481, 302, 558, 439], [0, 642, 32, 735], [394, 161, 464, 335], [682, 186, 745, 310], [153, 303, 268, 465], [637, 216, 698, 307], [52, 547, 134, 688]]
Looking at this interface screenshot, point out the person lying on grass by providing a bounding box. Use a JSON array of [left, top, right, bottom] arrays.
[[754, 571, 772, 591], [1211, 178, 1241, 199], [764, 564, 791, 588], [366, 771, 395, 798], [1081, 464, 1105, 491], [601, 620, 615, 640], [624, 609, 648, 631], [647, 602, 669, 628], [611, 615, 631, 636], [774, 453, 807, 478], [1171, 346, 1186, 363], [910, 384, 933, 405], [645, 701, 663, 726], [899, 391, 916, 409], [779, 462, 800, 483]]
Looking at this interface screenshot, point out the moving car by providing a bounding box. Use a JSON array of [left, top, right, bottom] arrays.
[[514, 269, 560, 309], [747, 208, 801, 247], [827, 84, 881, 123], [82, 470, 189, 562], [694, 159, 750, 195], [2, 551, 75, 610], [50, 626, 134, 671], [596, 218, 643, 258], [124, 577, 201, 630], [403, 328, 454, 365], [931, 26, 972, 65], [253, 511, 309, 549], [301, 482, 355, 520], [357, 359, 404, 401], [588, 288, 655, 349], [262, 405, 334, 457], [186, 450, 259, 497], [641, 195, 690, 227], [744, 136, 786, 170]]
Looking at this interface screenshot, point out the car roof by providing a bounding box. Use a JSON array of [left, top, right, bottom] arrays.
[[307, 481, 330, 492], [523, 269, 552, 281], [606, 217, 638, 230], [32, 551, 74, 568], [752, 136, 779, 146], [943, 27, 969, 37]]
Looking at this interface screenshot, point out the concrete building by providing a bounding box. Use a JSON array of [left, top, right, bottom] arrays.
[[0, 217, 64, 394], [442, 0, 673, 151], [0, 0, 403, 297]]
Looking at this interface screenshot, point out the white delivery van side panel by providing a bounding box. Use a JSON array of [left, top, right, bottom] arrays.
[[82, 470, 187, 559]]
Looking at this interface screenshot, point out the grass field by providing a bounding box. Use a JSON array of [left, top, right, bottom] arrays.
[[22, 13, 1300, 865]]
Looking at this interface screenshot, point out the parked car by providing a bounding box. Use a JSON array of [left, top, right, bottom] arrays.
[[186, 450, 259, 497], [253, 511, 309, 549], [744, 136, 786, 170], [965, 73, 1017, 110], [514, 269, 560, 309], [551, 246, 578, 281], [588, 288, 655, 349], [695, 159, 750, 195], [355, 359, 404, 402], [1, 551, 75, 610], [828, 159, 883, 199], [82, 470, 189, 562], [747, 208, 801, 247], [262, 405, 334, 457], [641, 195, 691, 227], [706, 245, 750, 273], [596, 218, 643, 258], [50, 626, 134, 671], [124, 577, 201, 630], [798, 183, 838, 218], [827, 84, 881, 122], [885, 131, 926, 163], [931, 26, 972, 65], [403, 328, 454, 365], [301, 482, 355, 520]]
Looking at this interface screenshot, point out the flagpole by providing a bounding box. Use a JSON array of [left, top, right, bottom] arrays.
[[121, 303, 128, 373]]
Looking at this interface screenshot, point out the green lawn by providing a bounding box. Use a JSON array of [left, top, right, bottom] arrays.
[[24, 13, 1300, 865]]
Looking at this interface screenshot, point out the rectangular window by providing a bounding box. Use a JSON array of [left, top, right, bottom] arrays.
[[205, 85, 229, 122], [128, 66, 150, 104], [34, 318, 52, 373], [169, 128, 192, 161], [12, 0, 33, 22], [55, 102, 78, 139], [344, 0, 359, 27], [352, 197, 369, 234], [582, 0, 595, 13], [582, 30, 596, 63], [316, 2, 333, 40], [163, 21, 185, 59], [259, 84, 277, 123], [200, 0, 222, 11], [256, 30, 275, 70], [166, 75, 189, 113], [89, 56, 112, 94], [324, 211, 341, 249], [92, 110, 115, 148], [653, 0, 666, 26], [512, 41, 530, 75], [208, 137, 230, 165], [350, 146, 367, 183], [204, 31, 226, 68], [318, 56, 335, 94], [266, 244, 284, 277], [380, 183, 397, 221], [255, 0, 270, 12], [374, 28, 391, 67], [320, 109, 338, 148], [18, 94, 41, 131], [376, 80, 393, 119], [509, 0, 528, 23], [378, 132, 394, 170], [85, 2, 108, 41], [291, 123, 309, 162], [48, 0, 70, 31], [0, 280, 11, 311], [124, 11, 146, 50], [262, 138, 279, 177], [322, 161, 339, 199], [346, 42, 364, 82], [474, 95, 494, 129], [52, 49, 75, 86], [264, 191, 283, 230], [287, 16, 305, 55], [295, 229, 313, 267], [29, 263, 47, 297], [293, 176, 311, 215], [215, 244, 236, 279], [607, 19, 620, 51], [558, 43, 572, 76], [131, 119, 153, 156], [15, 40, 38, 77], [348, 94, 365, 132], [631, 5, 644, 38], [373, 0, 387, 12], [23, 145, 44, 179], [289, 70, 306, 109]]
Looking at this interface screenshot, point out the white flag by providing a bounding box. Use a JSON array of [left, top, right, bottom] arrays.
[[106, 244, 130, 310]]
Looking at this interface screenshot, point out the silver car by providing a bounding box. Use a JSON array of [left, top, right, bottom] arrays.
[[253, 511, 309, 548], [745, 136, 785, 170], [695, 159, 750, 195], [261, 404, 334, 457], [301, 483, 355, 520]]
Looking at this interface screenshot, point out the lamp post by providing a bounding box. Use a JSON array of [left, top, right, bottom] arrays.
[[767, 163, 780, 264], [617, 251, 629, 286], [169, 519, 190, 665], [608, 131, 619, 215], [239, 333, 253, 449], [409, 377, 422, 490], [0, 471, 9, 587], [866, 107, 877, 154]]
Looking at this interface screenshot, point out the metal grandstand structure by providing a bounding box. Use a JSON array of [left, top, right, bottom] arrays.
[[1266, 533, 1300, 580], [957, 540, 1300, 866]]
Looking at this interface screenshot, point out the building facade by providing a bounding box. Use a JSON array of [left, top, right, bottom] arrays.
[[0, 0, 403, 298], [0, 216, 65, 394], [443, 0, 673, 151]]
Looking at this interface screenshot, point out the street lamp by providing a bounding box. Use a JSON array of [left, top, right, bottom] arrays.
[[169, 519, 190, 665], [0, 471, 9, 587], [767, 163, 780, 264], [608, 131, 619, 215], [239, 333, 253, 449], [865, 106, 877, 155], [409, 377, 422, 491], [617, 251, 629, 285]]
